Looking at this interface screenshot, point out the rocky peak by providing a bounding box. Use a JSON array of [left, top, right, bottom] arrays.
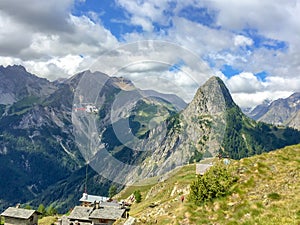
[[184, 76, 235, 116], [0, 65, 56, 104]]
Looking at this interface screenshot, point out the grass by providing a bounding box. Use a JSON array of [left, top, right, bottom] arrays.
[[115, 144, 300, 225], [38, 216, 57, 225], [267, 192, 281, 200]]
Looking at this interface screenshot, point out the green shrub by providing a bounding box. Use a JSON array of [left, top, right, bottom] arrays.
[[267, 192, 281, 200], [189, 161, 237, 205], [109, 185, 117, 198], [38, 204, 47, 217], [134, 190, 142, 203], [46, 205, 57, 216]]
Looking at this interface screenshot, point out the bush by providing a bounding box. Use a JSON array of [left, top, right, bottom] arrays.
[[267, 192, 280, 200], [46, 205, 57, 216], [133, 190, 142, 203], [38, 204, 46, 217], [109, 185, 117, 198], [189, 161, 237, 205]]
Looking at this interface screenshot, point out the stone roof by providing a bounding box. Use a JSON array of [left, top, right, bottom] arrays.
[[68, 206, 92, 221], [196, 163, 213, 175], [89, 207, 125, 220], [100, 201, 120, 208], [68, 205, 125, 221], [79, 193, 109, 203], [1, 207, 38, 219]]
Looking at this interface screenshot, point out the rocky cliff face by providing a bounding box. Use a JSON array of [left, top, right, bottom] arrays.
[[119, 77, 238, 183], [0, 66, 83, 211], [118, 77, 300, 184], [246, 93, 300, 130], [0, 65, 56, 105]]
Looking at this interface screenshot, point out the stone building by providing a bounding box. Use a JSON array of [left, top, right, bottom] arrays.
[[1, 207, 40, 225], [67, 205, 126, 225]]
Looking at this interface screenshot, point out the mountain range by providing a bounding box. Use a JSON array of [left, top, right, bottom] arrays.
[[245, 93, 300, 130], [0, 65, 299, 213]]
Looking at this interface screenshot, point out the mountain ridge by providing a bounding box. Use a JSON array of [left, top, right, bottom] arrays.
[[246, 92, 300, 130], [0, 65, 299, 213]]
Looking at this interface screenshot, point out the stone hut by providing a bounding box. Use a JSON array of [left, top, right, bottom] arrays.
[[1, 207, 40, 225]]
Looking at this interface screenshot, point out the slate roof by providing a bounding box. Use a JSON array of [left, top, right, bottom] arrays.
[[68, 206, 92, 221], [100, 202, 120, 208], [68, 205, 125, 221], [1, 207, 38, 219], [79, 194, 109, 203], [89, 207, 125, 220]]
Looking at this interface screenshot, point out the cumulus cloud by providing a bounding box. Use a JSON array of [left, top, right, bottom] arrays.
[[231, 91, 293, 108], [225, 72, 264, 94], [223, 72, 300, 107], [0, 0, 73, 32], [0, 0, 300, 108], [0, 0, 118, 80], [115, 0, 171, 31], [0, 11, 34, 56], [234, 35, 254, 47]]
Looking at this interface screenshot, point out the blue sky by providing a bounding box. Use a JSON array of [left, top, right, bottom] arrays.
[[72, 0, 140, 39], [0, 0, 299, 107]]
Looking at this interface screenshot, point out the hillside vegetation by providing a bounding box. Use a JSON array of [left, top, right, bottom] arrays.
[[116, 144, 300, 225]]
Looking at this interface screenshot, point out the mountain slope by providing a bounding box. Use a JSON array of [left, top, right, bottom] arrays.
[[120, 76, 300, 185], [0, 68, 85, 212], [0, 67, 185, 212], [0, 66, 299, 214], [0, 65, 56, 105], [115, 144, 300, 225], [246, 93, 300, 130]]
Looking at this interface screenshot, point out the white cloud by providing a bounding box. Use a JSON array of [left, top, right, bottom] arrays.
[[231, 91, 293, 108], [222, 71, 300, 108], [115, 0, 171, 31], [264, 76, 300, 92], [225, 72, 264, 94], [234, 35, 253, 47], [0, 0, 300, 108], [0, 0, 73, 32], [0, 1, 118, 80], [0, 11, 34, 56]]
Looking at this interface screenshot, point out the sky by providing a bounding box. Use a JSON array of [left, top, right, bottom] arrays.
[[0, 0, 300, 108]]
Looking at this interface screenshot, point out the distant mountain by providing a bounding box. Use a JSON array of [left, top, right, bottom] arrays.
[[140, 89, 187, 111], [0, 66, 185, 212], [246, 93, 300, 130], [0, 66, 84, 212], [0, 65, 56, 105]]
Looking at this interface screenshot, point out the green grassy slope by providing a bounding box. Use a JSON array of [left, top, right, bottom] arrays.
[[115, 144, 300, 225]]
